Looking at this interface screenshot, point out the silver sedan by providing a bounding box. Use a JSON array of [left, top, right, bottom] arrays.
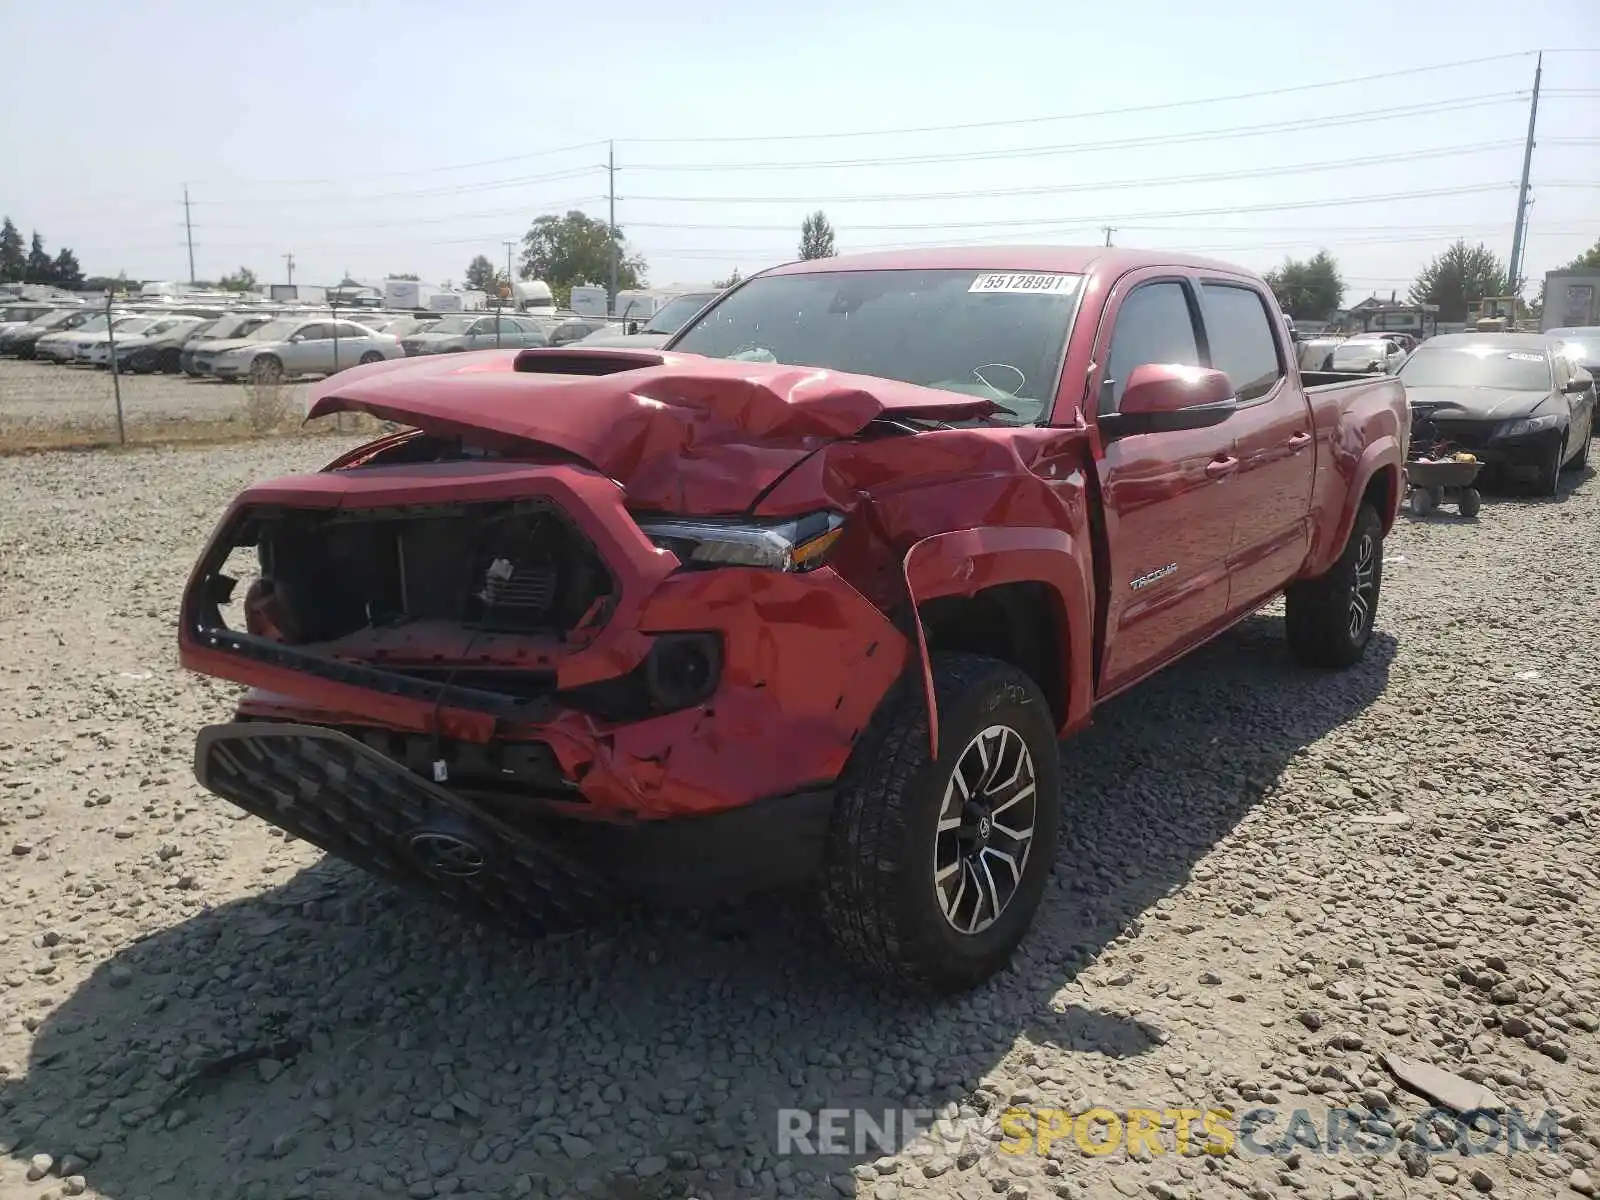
[[194, 317, 403, 383]]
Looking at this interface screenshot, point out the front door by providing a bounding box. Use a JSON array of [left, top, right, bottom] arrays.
[[282, 322, 332, 375], [1195, 279, 1314, 610], [1091, 273, 1240, 694]]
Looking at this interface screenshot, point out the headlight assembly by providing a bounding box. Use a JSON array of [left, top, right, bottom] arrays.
[[1498, 413, 1563, 438], [633, 510, 844, 572]]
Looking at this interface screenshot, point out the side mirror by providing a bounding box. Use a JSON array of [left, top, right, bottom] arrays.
[[1101, 363, 1238, 437], [288, 334, 305, 343], [1562, 374, 1591, 394]]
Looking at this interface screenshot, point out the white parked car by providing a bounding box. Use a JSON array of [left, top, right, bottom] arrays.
[[71, 316, 179, 363], [1329, 336, 1408, 375], [36, 314, 154, 363], [82, 315, 209, 369], [192, 317, 403, 382]]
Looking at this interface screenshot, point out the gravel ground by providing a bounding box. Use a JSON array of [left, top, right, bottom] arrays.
[[0, 437, 1596, 1200]]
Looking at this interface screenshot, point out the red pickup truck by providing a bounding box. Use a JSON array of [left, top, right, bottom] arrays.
[[179, 247, 1408, 994]]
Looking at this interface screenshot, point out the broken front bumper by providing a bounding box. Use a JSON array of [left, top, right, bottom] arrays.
[[180, 461, 913, 823], [197, 722, 839, 905]]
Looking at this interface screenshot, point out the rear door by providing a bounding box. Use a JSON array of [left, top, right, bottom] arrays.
[[1195, 279, 1315, 611], [1090, 271, 1239, 693]]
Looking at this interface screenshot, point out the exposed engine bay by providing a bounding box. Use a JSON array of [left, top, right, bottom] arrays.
[[236, 499, 615, 645]]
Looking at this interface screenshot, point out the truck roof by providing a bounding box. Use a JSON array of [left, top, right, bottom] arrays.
[[762, 245, 1265, 279]]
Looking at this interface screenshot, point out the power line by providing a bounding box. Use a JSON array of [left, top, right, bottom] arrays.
[[614, 51, 1541, 144], [192, 165, 605, 208], [183, 140, 611, 189], [620, 96, 1524, 173], [624, 145, 1522, 206], [181, 139, 1524, 234], [621, 179, 1515, 210]]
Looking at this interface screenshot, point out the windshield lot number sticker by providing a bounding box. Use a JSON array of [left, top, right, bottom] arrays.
[[969, 272, 1080, 295], [1506, 352, 1544, 361]]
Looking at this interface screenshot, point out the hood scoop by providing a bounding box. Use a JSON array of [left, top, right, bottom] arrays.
[[513, 348, 665, 376]]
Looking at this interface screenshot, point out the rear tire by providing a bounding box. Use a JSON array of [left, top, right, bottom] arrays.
[[1408, 488, 1436, 517], [1458, 487, 1482, 519], [1285, 502, 1383, 669], [358, 351, 383, 365], [818, 652, 1061, 994]]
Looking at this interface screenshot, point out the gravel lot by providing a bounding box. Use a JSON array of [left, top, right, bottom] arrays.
[[0, 435, 1596, 1200]]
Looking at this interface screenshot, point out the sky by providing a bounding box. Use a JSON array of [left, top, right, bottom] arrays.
[[2, 0, 1597, 304]]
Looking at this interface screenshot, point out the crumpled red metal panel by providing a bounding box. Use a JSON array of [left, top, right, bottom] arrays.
[[233, 565, 911, 818], [303, 350, 1000, 513]]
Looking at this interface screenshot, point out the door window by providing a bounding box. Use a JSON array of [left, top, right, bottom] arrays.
[[1198, 283, 1283, 401], [295, 323, 332, 341], [1100, 281, 1203, 414]]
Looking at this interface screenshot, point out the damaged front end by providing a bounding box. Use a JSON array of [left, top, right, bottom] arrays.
[[180, 439, 915, 905]]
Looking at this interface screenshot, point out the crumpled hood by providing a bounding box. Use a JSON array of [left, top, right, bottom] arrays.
[[1406, 386, 1554, 422], [305, 347, 1001, 513]]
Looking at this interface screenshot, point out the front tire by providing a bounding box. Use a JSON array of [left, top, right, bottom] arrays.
[[1534, 434, 1564, 494], [818, 652, 1061, 994], [1285, 501, 1383, 669], [249, 354, 284, 385]]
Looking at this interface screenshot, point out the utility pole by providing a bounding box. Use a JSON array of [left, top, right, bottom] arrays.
[[283, 252, 295, 285], [503, 240, 515, 288], [1507, 52, 1542, 306], [1102, 226, 1116, 247], [182, 184, 196, 286], [607, 140, 618, 317]]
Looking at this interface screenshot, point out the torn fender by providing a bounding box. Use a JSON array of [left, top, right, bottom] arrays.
[[902, 526, 1096, 759]]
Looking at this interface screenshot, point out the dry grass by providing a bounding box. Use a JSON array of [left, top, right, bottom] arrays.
[[0, 361, 386, 455], [0, 407, 384, 456]]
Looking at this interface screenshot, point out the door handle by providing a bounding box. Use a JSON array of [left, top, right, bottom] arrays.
[[1287, 432, 1311, 449], [1205, 455, 1239, 478]]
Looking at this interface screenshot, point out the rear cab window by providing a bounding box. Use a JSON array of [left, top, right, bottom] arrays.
[[1198, 282, 1284, 401]]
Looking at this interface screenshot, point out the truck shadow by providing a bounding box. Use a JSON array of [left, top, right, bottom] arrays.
[[3, 616, 1395, 1200]]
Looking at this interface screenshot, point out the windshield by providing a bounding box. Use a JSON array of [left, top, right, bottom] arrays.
[[203, 315, 261, 339], [71, 315, 111, 334], [1398, 345, 1552, 391], [242, 319, 302, 342], [113, 317, 161, 335], [424, 315, 477, 334], [642, 292, 719, 334], [669, 268, 1084, 423]]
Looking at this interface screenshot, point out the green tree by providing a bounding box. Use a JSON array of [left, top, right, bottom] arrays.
[[463, 255, 500, 292], [23, 232, 53, 283], [1409, 240, 1510, 323], [217, 266, 258, 293], [712, 267, 744, 289], [51, 248, 83, 290], [1263, 250, 1344, 319], [799, 211, 836, 260], [0, 218, 24, 282], [519, 211, 645, 302]]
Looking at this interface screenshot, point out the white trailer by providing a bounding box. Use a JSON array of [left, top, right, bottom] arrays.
[[384, 280, 440, 311]]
